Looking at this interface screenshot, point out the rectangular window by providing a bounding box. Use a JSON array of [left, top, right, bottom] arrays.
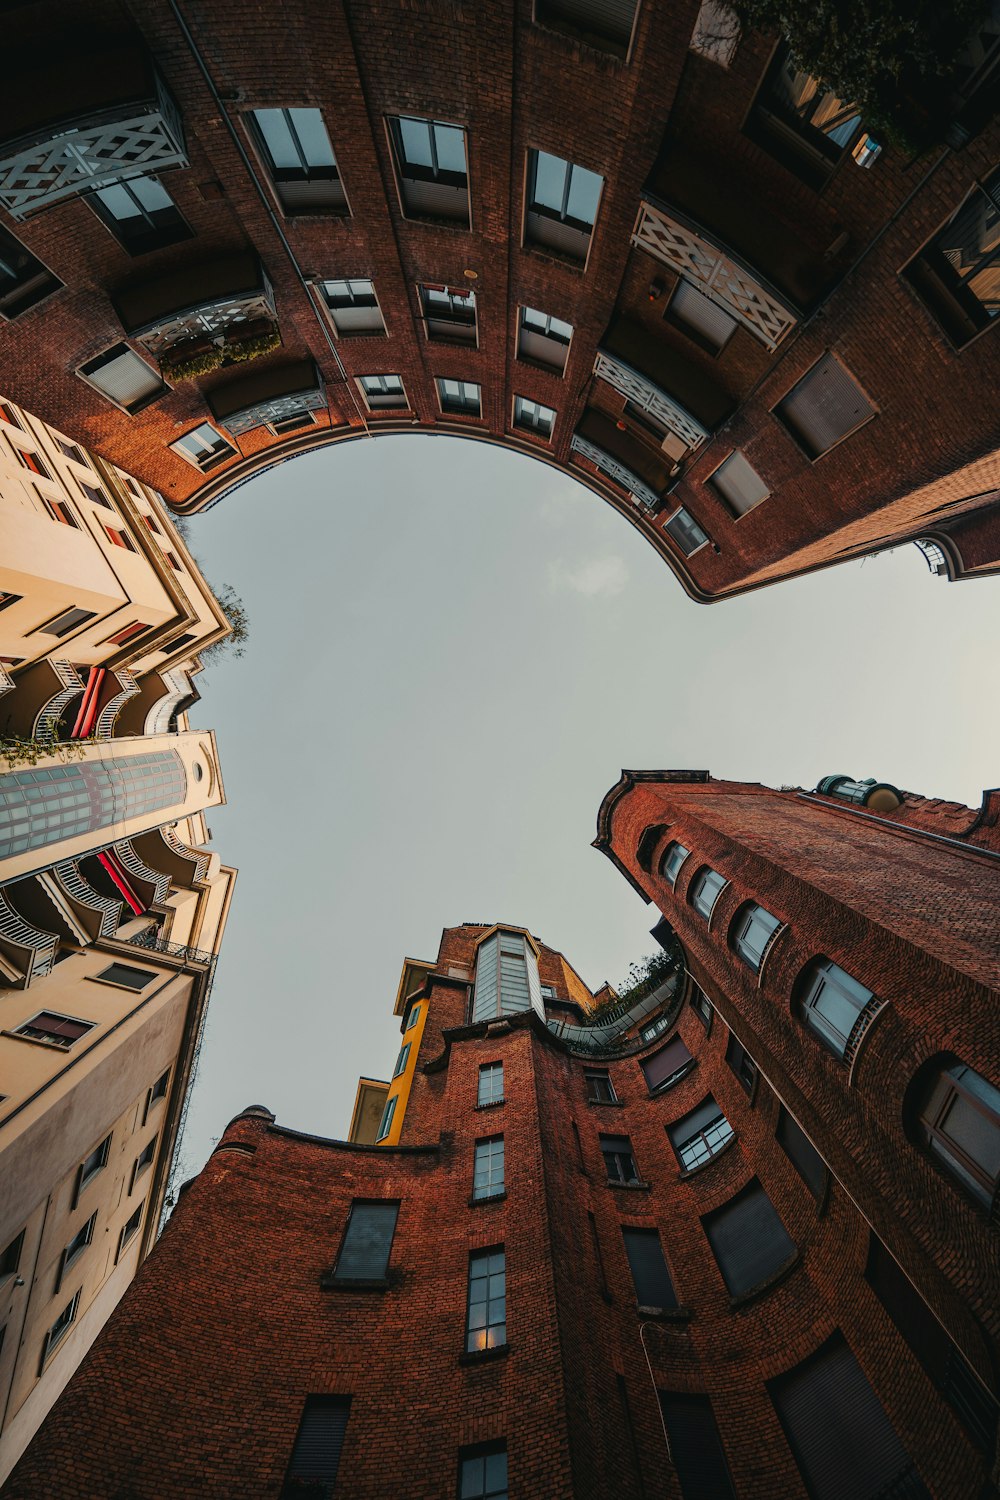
[[0, 222, 62, 319], [170, 423, 236, 473], [116, 1202, 144, 1260], [478, 1062, 505, 1106], [14, 1011, 95, 1049], [437, 378, 481, 417], [268, 410, 315, 437], [525, 149, 603, 264], [149, 1069, 170, 1107], [600, 1134, 639, 1184], [103, 620, 149, 648], [746, 43, 862, 190], [799, 959, 873, 1059], [903, 169, 1000, 349], [77, 1135, 111, 1197], [80, 481, 112, 509], [732, 903, 781, 970], [668, 1096, 734, 1172], [38, 493, 78, 528], [104, 526, 136, 552], [42, 1291, 80, 1363], [691, 990, 712, 1029], [664, 506, 710, 556], [14, 446, 51, 478], [61, 1212, 97, 1282], [513, 395, 555, 438], [0, 401, 20, 426], [37, 606, 96, 639], [776, 1106, 826, 1199], [375, 1094, 396, 1142], [708, 450, 770, 517], [358, 373, 408, 411], [282, 1396, 351, 1497], [392, 1043, 411, 1079], [458, 1441, 508, 1499], [534, 0, 639, 57], [59, 439, 88, 464], [0, 1230, 24, 1281], [249, 107, 346, 214], [641, 1036, 693, 1093], [141, 513, 161, 534], [131, 1134, 158, 1191], [659, 1393, 737, 1500], [585, 1069, 617, 1103], [88, 174, 192, 255], [774, 353, 875, 460], [466, 1248, 506, 1351], [333, 1201, 399, 1282], [163, 551, 182, 571], [78, 345, 166, 414], [388, 116, 469, 225], [517, 305, 573, 372], [473, 1136, 505, 1199], [420, 283, 477, 343], [703, 1180, 795, 1298], [319, 278, 385, 337], [640, 1014, 671, 1044], [725, 1033, 757, 1095], [660, 841, 689, 886], [622, 1227, 677, 1309], [405, 1003, 421, 1031], [666, 278, 738, 353], [690, 867, 726, 919]]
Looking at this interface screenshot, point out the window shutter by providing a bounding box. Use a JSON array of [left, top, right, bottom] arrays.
[[285, 1395, 350, 1488], [710, 450, 770, 516], [334, 1202, 398, 1280], [526, 209, 591, 260], [641, 1036, 692, 1091], [623, 1228, 676, 1309], [669, 1097, 722, 1149], [769, 1336, 929, 1500], [704, 1180, 795, 1297], [776, 1108, 826, 1198], [518, 327, 569, 370], [776, 354, 874, 458], [659, 1393, 737, 1500], [541, 0, 638, 46], [402, 177, 468, 221], [671, 278, 737, 348], [80, 347, 163, 410], [278, 178, 346, 212], [33, 1012, 91, 1041]]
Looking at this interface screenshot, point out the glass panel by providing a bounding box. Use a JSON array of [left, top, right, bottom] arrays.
[[566, 164, 603, 225], [532, 150, 568, 211], [434, 123, 467, 174], [93, 182, 141, 222], [130, 176, 174, 212], [942, 1094, 1000, 1178], [254, 109, 300, 170], [399, 117, 433, 168], [289, 108, 336, 168]]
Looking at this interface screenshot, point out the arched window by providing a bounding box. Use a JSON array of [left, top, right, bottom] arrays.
[[658, 841, 689, 887], [731, 902, 782, 971], [796, 957, 873, 1060], [689, 866, 726, 921], [913, 1060, 1000, 1210]]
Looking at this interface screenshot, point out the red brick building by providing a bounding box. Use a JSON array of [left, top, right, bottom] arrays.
[[0, 0, 998, 598], [8, 835, 999, 1498]]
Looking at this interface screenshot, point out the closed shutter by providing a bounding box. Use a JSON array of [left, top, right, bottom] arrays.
[[334, 1201, 399, 1280], [80, 346, 163, 412], [622, 1228, 676, 1308], [402, 176, 468, 222], [538, 0, 638, 46], [284, 1395, 350, 1491], [704, 1180, 795, 1297], [518, 327, 568, 370], [641, 1036, 692, 1091], [659, 1393, 736, 1500], [769, 1335, 929, 1500], [32, 1012, 91, 1041], [526, 210, 591, 262], [710, 450, 770, 516], [777, 1108, 827, 1199], [669, 279, 738, 350], [776, 354, 875, 458], [277, 177, 347, 213], [332, 304, 383, 335]]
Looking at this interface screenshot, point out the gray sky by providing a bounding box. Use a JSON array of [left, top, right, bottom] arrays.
[[180, 434, 1000, 1168]]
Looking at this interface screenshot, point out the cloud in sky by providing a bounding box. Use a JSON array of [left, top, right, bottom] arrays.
[[548, 554, 629, 598]]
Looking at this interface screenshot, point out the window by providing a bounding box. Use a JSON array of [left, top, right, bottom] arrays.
[[80, 481, 112, 508], [77, 1135, 111, 1197], [78, 345, 166, 414], [13, 446, 50, 478], [42, 1291, 80, 1362], [731, 903, 781, 970], [774, 354, 875, 460], [746, 43, 862, 189], [170, 423, 236, 472], [639, 1014, 671, 1044], [14, 1011, 95, 1049], [333, 1201, 399, 1282], [0, 222, 62, 318], [0, 1230, 24, 1281], [116, 1201, 144, 1260], [38, 493, 78, 528], [798, 957, 873, 1060], [163, 551, 182, 571], [659, 841, 690, 886], [358, 374, 407, 411], [249, 107, 346, 213], [94, 964, 157, 998], [690, 989, 712, 1029], [268, 410, 316, 436], [61, 1212, 97, 1280], [866, 1234, 998, 1451], [915, 1061, 1000, 1209], [664, 506, 710, 556], [622, 1227, 677, 1310], [769, 1335, 927, 1500], [131, 1134, 158, 1190], [904, 169, 1000, 350], [725, 1033, 757, 1095], [703, 1180, 795, 1298], [659, 1393, 737, 1500], [478, 1062, 504, 1106], [513, 396, 555, 438], [534, 0, 639, 57], [585, 1069, 617, 1104], [600, 1134, 640, 1184], [437, 378, 481, 417], [666, 278, 737, 354], [59, 439, 88, 464], [0, 401, 21, 425], [393, 1042, 411, 1079], [641, 1036, 693, 1094], [458, 1441, 508, 1499], [472, 931, 542, 1022], [282, 1396, 351, 1499], [525, 149, 603, 264], [466, 1248, 506, 1351], [669, 1096, 734, 1172], [387, 115, 469, 224], [690, 867, 726, 920], [517, 306, 573, 372], [708, 450, 770, 517], [104, 526, 137, 551], [776, 1107, 826, 1200], [375, 1094, 397, 1143], [473, 1136, 505, 1200], [319, 278, 385, 337], [406, 1004, 421, 1031], [89, 174, 191, 254], [420, 283, 477, 343], [37, 606, 96, 638], [141, 513, 161, 534], [149, 1069, 170, 1108]]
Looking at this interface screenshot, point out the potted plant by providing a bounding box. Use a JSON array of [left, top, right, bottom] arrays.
[[159, 337, 224, 381], [222, 319, 281, 364]]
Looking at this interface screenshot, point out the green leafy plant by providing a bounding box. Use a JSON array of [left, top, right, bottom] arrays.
[[611, 946, 681, 1010], [160, 341, 224, 381], [1, 731, 87, 772], [199, 582, 250, 665], [223, 327, 281, 364]]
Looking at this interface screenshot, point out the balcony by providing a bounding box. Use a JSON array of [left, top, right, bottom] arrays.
[[595, 316, 734, 453], [0, 659, 85, 741], [93, 668, 140, 739], [115, 667, 195, 738], [207, 359, 326, 436], [0, 886, 57, 987], [0, 45, 187, 219], [51, 860, 123, 940], [114, 253, 278, 375], [133, 826, 210, 888], [571, 409, 675, 512]]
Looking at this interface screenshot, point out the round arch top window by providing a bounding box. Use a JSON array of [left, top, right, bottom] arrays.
[[193, 761, 204, 782]]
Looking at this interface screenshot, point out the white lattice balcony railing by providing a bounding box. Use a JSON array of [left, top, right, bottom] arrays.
[[208, 359, 326, 437], [0, 887, 58, 984], [32, 661, 84, 739], [114, 254, 277, 360], [112, 840, 170, 906], [52, 860, 122, 939], [632, 199, 798, 351], [0, 62, 187, 219], [0, 663, 14, 699], [914, 538, 949, 577], [570, 435, 660, 512], [144, 669, 193, 736], [94, 668, 140, 739], [593, 349, 709, 451]]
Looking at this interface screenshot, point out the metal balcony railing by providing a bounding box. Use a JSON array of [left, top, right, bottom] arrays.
[[593, 349, 709, 452], [569, 435, 660, 512], [94, 668, 140, 739], [111, 840, 169, 906], [144, 669, 193, 736], [914, 538, 949, 576], [52, 860, 122, 939], [0, 887, 58, 983], [32, 661, 84, 739], [546, 968, 683, 1055]]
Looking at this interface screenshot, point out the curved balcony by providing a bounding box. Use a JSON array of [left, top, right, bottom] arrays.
[[594, 315, 734, 452], [546, 968, 684, 1056], [52, 860, 123, 940], [0, 885, 58, 987], [571, 409, 675, 513], [0, 45, 187, 219], [93, 667, 140, 739], [114, 252, 276, 365], [114, 667, 195, 738], [207, 359, 326, 437], [132, 825, 210, 888], [0, 663, 14, 700], [111, 840, 170, 907], [0, 658, 85, 740]]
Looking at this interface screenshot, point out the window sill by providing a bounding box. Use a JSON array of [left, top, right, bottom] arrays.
[[475, 1099, 506, 1111], [2, 1030, 78, 1052], [319, 1275, 389, 1292], [636, 1303, 691, 1323], [677, 1135, 738, 1180], [523, 241, 587, 274], [469, 1191, 507, 1208], [586, 1097, 623, 1108], [647, 1061, 697, 1096], [459, 1343, 510, 1367], [727, 1252, 801, 1310], [605, 1178, 652, 1192]]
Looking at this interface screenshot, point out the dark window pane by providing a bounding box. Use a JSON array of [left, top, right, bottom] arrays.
[[703, 1180, 795, 1298], [623, 1228, 676, 1309], [282, 1395, 350, 1496], [95, 963, 155, 991], [641, 1036, 692, 1092], [659, 1392, 736, 1500], [334, 1201, 399, 1280], [776, 1107, 826, 1199]]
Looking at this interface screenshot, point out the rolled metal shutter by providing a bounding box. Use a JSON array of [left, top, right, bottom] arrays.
[[710, 450, 770, 516], [660, 1393, 737, 1500], [641, 1035, 692, 1090], [703, 1180, 795, 1296], [285, 1395, 350, 1486], [776, 354, 874, 458]]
